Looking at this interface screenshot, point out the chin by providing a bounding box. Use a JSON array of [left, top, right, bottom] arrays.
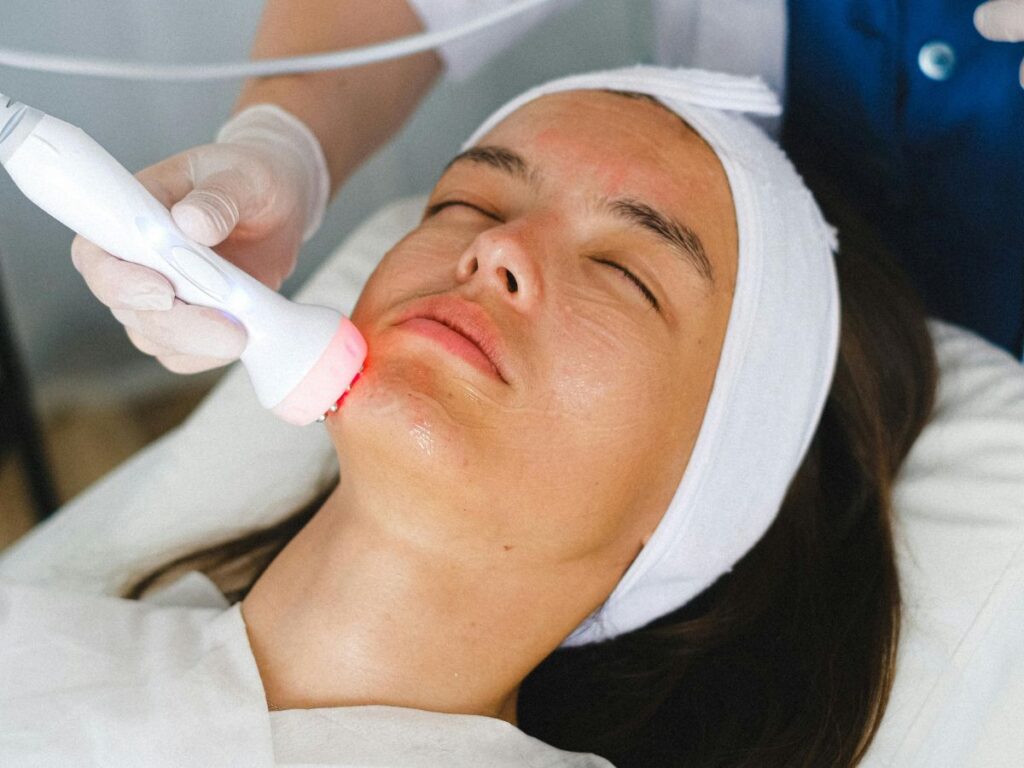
[[325, 355, 479, 472]]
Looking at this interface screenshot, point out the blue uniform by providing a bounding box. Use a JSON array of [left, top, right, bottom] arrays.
[[782, 0, 1024, 359]]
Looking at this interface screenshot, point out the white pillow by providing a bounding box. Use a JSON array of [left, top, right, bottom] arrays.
[[863, 321, 1024, 766], [1, 196, 1022, 766]]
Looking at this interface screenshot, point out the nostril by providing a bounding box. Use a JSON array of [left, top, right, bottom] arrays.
[[459, 257, 479, 279], [505, 270, 518, 293]]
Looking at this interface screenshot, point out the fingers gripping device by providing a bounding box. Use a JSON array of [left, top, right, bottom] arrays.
[[0, 93, 366, 425]]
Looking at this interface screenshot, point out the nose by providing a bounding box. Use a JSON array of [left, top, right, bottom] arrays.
[[455, 226, 541, 310]]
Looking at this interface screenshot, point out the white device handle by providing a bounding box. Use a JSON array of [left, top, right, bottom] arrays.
[[0, 99, 360, 418], [4, 111, 276, 310]]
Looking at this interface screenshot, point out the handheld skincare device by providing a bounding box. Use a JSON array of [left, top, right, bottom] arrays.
[[0, 93, 365, 425]]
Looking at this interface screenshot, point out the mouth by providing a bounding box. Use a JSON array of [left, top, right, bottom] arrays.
[[395, 297, 509, 384]]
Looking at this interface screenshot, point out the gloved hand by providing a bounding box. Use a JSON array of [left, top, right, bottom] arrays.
[[975, 0, 1024, 87], [70, 104, 331, 373]]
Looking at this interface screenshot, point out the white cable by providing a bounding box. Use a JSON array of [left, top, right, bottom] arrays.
[[0, 0, 563, 82]]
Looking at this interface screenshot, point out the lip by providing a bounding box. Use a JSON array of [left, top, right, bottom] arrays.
[[395, 296, 509, 383]]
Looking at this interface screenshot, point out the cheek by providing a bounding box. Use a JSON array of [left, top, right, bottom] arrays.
[[545, 288, 667, 418], [535, 329, 691, 558], [544, 296, 711, 482], [350, 234, 458, 326]]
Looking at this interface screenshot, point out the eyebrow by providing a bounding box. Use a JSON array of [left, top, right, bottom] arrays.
[[443, 145, 714, 286], [444, 146, 531, 181]]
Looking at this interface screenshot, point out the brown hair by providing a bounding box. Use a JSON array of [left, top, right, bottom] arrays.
[[126, 205, 936, 766]]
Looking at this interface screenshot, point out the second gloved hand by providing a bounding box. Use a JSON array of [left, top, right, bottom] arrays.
[[975, 0, 1024, 87], [70, 104, 331, 373]]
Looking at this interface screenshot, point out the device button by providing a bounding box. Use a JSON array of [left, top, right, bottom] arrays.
[[918, 41, 956, 82], [167, 246, 232, 301]]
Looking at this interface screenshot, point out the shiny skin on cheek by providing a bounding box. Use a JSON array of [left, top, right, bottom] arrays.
[[544, 296, 672, 449]]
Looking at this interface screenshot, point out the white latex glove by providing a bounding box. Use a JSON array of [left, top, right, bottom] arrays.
[[70, 104, 331, 373], [975, 0, 1024, 87]]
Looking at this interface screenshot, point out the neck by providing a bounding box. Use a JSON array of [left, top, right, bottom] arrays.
[[240, 479, 605, 722]]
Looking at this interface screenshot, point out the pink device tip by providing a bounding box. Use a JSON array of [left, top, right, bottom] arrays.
[[270, 318, 367, 426]]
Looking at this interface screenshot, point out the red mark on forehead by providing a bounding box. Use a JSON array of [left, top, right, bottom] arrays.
[[531, 127, 641, 198]]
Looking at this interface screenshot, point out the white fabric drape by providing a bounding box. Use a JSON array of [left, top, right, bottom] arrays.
[[0, 573, 612, 767]]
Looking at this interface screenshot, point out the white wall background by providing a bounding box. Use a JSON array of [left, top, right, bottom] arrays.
[[0, 0, 654, 409]]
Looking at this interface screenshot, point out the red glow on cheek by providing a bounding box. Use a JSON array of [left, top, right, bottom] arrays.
[[332, 358, 368, 411]]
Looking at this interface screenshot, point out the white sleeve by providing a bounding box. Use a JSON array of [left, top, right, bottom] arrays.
[[405, 0, 578, 81]]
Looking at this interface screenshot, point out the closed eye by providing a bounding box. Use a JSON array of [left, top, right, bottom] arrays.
[[593, 257, 660, 311], [424, 199, 501, 221]]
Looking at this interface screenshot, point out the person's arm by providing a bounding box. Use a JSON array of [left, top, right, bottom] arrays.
[[234, 0, 443, 198], [70, 0, 442, 375]]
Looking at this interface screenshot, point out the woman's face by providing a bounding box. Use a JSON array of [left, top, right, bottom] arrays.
[[329, 91, 737, 582]]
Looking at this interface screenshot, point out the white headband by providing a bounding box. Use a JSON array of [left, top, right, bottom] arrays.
[[464, 66, 841, 646]]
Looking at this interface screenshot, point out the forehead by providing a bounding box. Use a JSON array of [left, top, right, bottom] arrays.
[[479, 90, 717, 175]]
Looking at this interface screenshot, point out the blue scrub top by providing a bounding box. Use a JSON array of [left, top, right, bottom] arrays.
[[782, 0, 1024, 359]]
